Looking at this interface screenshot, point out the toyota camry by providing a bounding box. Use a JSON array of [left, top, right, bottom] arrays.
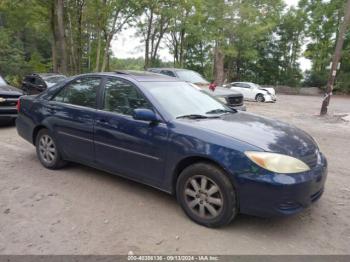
[[16, 71, 327, 227]]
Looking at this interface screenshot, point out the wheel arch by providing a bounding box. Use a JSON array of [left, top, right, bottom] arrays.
[[32, 125, 48, 145], [171, 155, 238, 197], [255, 93, 264, 100]]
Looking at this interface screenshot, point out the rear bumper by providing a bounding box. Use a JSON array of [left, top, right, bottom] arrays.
[[237, 153, 327, 217]]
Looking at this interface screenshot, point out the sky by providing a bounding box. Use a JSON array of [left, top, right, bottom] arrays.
[[111, 0, 312, 71]]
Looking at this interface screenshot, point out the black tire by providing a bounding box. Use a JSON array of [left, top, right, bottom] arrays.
[[256, 94, 265, 102], [176, 162, 237, 228], [35, 129, 67, 169]]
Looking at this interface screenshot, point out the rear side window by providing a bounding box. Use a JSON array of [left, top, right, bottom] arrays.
[[240, 83, 251, 88], [103, 78, 151, 115], [34, 77, 44, 86], [52, 77, 100, 108], [160, 70, 176, 77]]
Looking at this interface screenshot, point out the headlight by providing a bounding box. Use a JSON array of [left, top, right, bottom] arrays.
[[218, 97, 227, 103], [245, 151, 310, 174]]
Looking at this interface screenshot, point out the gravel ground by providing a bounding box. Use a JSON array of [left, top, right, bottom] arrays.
[[0, 94, 350, 255]]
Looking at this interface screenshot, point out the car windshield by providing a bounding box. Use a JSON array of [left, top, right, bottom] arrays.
[[142, 82, 232, 119], [43, 76, 66, 85], [176, 70, 209, 84], [250, 83, 262, 88], [0, 76, 7, 85]]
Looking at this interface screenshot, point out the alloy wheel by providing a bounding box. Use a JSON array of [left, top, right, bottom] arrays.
[[184, 175, 224, 219], [38, 135, 56, 164]]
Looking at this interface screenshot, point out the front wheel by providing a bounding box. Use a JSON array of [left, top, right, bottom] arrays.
[[176, 163, 237, 228], [36, 129, 67, 169], [256, 94, 265, 102]]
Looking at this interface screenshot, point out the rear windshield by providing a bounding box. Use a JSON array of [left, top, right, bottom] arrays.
[[43, 76, 66, 85]]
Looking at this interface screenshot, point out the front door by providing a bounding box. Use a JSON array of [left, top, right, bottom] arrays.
[[94, 77, 168, 184]]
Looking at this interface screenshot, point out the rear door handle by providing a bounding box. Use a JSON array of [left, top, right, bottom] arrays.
[[47, 104, 59, 113]]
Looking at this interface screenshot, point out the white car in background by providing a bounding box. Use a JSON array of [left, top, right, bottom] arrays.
[[225, 82, 277, 102]]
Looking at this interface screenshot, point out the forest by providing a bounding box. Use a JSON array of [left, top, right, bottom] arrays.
[[0, 0, 349, 92]]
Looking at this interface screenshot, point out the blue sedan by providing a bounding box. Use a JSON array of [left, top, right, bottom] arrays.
[[16, 71, 327, 227]]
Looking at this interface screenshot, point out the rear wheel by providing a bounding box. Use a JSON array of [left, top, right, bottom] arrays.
[[176, 162, 237, 228], [36, 129, 67, 169], [256, 94, 265, 102]]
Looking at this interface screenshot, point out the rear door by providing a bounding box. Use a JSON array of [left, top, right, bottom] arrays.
[[94, 77, 168, 184], [47, 76, 102, 164]]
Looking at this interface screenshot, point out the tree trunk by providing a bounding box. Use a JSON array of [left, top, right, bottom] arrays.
[[101, 31, 114, 72], [144, 10, 154, 69], [55, 0, 68, 74], [76, 0, 85, 73], [95, 30, 101, 72], [213, 42, 225, 86], [67, 11, 77, 74], [50, 2, 58, 73]]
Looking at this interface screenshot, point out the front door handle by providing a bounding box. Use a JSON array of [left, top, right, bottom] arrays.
[[96, 119, 108, 124]]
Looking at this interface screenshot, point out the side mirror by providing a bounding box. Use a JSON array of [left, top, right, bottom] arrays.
[[133, 108, 159, 122]]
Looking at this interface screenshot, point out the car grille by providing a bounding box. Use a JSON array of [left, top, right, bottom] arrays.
[[0, 94, 20, 107], [300, 152, 318, 169], [226, 96, 243, 106]]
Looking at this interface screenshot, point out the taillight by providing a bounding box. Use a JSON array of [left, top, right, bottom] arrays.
[[16, 99, 20, 112], [209, 83, 217, 91]]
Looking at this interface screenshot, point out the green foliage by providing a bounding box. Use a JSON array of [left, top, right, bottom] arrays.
[[0, 0, 349, 92]]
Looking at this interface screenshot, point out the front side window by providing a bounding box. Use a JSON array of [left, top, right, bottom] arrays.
[[52, 77, 100, 108], [103, 78, 151, 115]]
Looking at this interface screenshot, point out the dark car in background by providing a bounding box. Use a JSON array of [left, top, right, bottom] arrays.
[[148, 68, 246, 111], [0, 75, 23, 123], [21, 73, 67, 95], [16, 71, 327, 227]]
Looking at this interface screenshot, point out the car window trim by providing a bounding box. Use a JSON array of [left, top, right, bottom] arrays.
[[50, 75, 103, 109], [100, 76, 159, 118]]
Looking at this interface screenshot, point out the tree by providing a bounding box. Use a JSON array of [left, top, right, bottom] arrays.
[[137, 0, 176, 69]]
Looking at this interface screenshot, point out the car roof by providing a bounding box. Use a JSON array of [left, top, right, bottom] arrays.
[[148, 68, 193, 72], [29, 73, 67, 79], [79, 70, 182, 82]]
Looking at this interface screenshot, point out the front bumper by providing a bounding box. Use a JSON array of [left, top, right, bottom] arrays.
[[237, 152, 327, 217], [263, 94, 277, 102], [0, 106, 17, 120]]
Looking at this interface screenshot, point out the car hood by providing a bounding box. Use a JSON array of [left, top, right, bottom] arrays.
[[205, 86, 242, 97], [193, 83, 243, 97], [180, 112, 317, 158], [0, 84, 23, 95]]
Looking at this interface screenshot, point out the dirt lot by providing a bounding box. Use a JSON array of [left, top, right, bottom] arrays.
[[0, 94, 350, 255]]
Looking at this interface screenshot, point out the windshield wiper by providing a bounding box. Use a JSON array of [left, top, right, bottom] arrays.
[[176, 114, 215, 119], [206, 109, 235, 114]]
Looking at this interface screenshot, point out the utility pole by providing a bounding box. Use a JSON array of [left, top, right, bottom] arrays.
[[320, 0, 350, 115]]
